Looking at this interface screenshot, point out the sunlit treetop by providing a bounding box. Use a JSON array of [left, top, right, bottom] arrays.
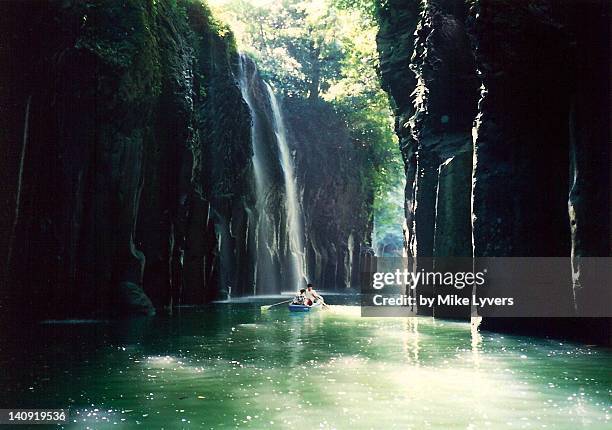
[[207, 0, 376, 101]]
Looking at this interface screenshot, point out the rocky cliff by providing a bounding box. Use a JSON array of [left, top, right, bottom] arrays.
[[376, 0, 610, 340], [0, 0, 255, 318], [285, 99, 373, 291], [378, 0, 478, 317]]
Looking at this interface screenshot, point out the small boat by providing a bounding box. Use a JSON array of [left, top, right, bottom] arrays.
[[288, 302, 323, 312]]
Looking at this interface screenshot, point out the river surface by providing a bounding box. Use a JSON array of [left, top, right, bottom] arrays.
[[1, 300, 610, 429]]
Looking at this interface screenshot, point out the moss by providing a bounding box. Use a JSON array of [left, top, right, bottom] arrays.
[[179, 0, 251, 202]]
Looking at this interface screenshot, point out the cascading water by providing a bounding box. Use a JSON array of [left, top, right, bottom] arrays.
[[237, 54, 279, 295], [265, 83, 308, 288], [236, 53, 307, 293]]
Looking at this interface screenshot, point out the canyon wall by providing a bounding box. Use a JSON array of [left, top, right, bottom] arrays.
[[376, 0, 610, 340], [285, 99, 373, 291], [0, 0, 256, 319]]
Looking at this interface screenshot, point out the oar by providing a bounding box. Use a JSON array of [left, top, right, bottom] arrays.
[[317, 298, 330, 310], [261, 299, 291, 311]]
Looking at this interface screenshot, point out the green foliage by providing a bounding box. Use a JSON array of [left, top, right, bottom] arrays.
[[210, 0, 344, 99], [331, 0, 380, 24]]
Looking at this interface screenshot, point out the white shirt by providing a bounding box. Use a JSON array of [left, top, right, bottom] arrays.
[[305, 289, 320, 301]]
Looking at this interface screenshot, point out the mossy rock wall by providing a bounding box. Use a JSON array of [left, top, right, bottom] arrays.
[[0, 0, 254, 318]]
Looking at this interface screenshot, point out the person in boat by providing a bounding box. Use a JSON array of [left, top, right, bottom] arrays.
[[292, 289, 306, 305], [304, 283, 324, 306]]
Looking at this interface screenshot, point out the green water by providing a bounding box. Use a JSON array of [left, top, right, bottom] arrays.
[[1, 302, 610, 429]]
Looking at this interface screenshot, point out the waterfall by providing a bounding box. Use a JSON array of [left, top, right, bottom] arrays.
[[265, 84, 307, 288], [236, 53, 307, 293], [237, 54, 279, 295]]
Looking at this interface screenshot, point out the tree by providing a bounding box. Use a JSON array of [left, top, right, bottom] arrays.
[[211, 0, 344, 101]]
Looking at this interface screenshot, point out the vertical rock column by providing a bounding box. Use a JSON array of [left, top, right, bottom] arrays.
[[408, 0, 479, 316], [376, 0, 420, 258], [468, 0, 576, 330], [469, 0, 572, 258], [181, 3, 256, 302], [565, 1, 610, 317], [137, 1, 195, 310]]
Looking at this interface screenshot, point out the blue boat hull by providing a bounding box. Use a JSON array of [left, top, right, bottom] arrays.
[[288, 303, 322, 312]]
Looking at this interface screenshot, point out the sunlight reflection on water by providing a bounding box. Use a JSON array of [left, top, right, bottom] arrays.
[[1, 304, 610, 429]]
